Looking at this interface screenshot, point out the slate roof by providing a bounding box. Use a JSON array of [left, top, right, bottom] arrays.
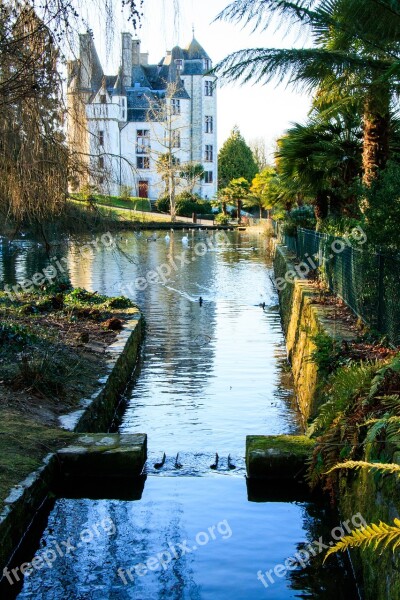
[[80, 35, 211, 120]]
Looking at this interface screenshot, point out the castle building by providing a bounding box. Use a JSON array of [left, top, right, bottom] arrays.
[[67, 32, 218, 200]]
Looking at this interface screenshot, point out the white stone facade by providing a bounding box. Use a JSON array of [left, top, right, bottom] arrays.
[[67, 33, 218, 200]]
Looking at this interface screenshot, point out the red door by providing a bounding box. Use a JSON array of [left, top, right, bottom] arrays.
[[138, 180, 149, 198]]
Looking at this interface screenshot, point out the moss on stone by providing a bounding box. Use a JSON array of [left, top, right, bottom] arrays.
[[0, 411, 75, 512], [247, 434, 315, 456]]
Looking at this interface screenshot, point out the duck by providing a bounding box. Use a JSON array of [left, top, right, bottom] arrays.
[[210, 452, 219, 470], [228, 454, 236, 470], [175, 453, 182, 469], [154, 452, 166, 469]]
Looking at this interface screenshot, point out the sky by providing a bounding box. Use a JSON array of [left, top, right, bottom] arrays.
[[83, 0, 312, 156]]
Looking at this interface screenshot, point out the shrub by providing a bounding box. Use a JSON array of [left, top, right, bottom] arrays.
[[156, 195, 170, 213], [363, 162, 400, 251], [281, 205, 316, 235], [215, 213, 230, 226]]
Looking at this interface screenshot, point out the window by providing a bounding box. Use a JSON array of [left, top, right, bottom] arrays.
[[99, 130, 104, 146], [204, 59, 211, 71], [100, 94, 106, 104], [137, 156, 150, 169], [205, 116, 213, 134], [98, 156, 104, 169], [205, 145, 213, 162], [171, 99, 181, 115], [204, 171, 213, 183], [172, 131, 181, 149], [175, 59, 183, 71], [136, 130, 150, 154], [205, 81, 213, 97]]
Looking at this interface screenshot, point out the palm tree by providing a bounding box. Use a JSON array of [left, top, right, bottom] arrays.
[[222, 177, 251, 223], [275, 107, 363, 223], [214, 0, 400, 185]]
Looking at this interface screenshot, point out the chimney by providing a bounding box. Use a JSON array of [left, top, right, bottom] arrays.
[[121, 33, 133, 87], [140, 52, 149, 66], [132, 39, 141, 65]]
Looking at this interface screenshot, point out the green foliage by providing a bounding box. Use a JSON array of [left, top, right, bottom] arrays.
[[119, 185, 132, 201], [157, 192, 212, 217], [308, 362, 376, 436], [363, 162, 400, 250], [308, 352, 400, 495], [281, 205, 316, 235], [107, 296, 133, 309], [156, 194, 170, 213], [215, 213, 230, 225], [175, 192, 212, 217], [309, 332, 342, 375], [319, 215, 363, 237], [218, 126, 258, 188], [0, 322, 36, 350]]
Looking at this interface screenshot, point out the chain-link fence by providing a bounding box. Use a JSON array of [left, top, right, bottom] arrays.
[[277, 225, 400, 346]]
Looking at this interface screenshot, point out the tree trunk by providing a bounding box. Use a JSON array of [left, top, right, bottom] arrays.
[[222, 201, 227, 215], [314, 191, 329, 230], [362, 88, 391, 186], [237, 199, 242, 223]]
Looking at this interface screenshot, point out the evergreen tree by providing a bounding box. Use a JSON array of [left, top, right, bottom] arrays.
[[218, 126, 258, 188]]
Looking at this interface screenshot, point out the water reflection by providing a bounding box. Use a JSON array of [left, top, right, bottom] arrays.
[[14, 478, 359, 600], [67, 230, 301, 455]]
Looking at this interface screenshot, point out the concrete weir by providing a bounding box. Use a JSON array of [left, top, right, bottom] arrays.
[[246, 435, 314, 481], [58, 433, 147, 480], [0, 310, 144, 574]]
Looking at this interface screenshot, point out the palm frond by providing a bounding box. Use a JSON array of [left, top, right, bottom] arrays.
[[214, 0, 319, 34], [324, 518, 400, 562], [326, 460, 400, 476], [214, 46, 389, 88]]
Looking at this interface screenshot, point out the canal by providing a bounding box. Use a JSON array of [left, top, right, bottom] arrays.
[[1, 230, 360, 598]]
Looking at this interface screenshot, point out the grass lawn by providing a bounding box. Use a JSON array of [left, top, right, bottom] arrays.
[[72, 194, 152, 212], [0, 286, 138, 510]]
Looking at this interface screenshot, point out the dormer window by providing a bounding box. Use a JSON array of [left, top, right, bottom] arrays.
[[100, 94, 106, 104], [175, 59, 183, 71], [204, 59, 211, 70]]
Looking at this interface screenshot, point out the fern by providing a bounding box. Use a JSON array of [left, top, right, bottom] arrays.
[[326, 460, 400, 477], [324, 519, 400, 562], [381, 394, 400, 414], [307, 363, 375, 436], [364, 415, 391, 446], [367, 356, 400, 402]]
